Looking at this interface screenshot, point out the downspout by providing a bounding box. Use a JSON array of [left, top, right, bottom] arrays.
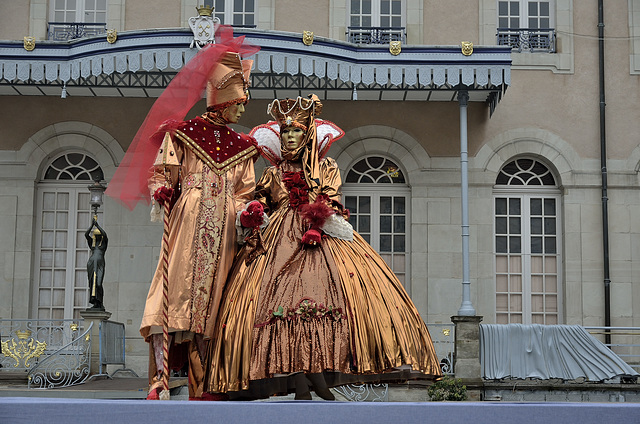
[[597, 0, 611, 345]]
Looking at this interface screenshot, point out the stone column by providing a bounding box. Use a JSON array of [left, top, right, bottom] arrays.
[[456, 90, 476, 316], [451, 315, 483, 400], [80, 309, 112, 376]]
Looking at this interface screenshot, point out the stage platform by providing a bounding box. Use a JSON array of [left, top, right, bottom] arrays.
[[2, 377, 640, 423], [1, 396, 640, 424]]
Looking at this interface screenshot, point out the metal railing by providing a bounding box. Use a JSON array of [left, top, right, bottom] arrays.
[[347, 26, 406, 44], [429, 323, 455, 375], [47, 22, 107, 41], [584, 326, 640, 374], [496, 27, 556, 53], [28, 322, 93, 388], [333, 323, 454, 402], [0, 319, 84, 372], [89, 320, 138, 380]]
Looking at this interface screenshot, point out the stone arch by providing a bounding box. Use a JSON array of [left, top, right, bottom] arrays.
[[328, 125, 430, 186], [475, 127, 580, 187], [18, 121, 124, 182]]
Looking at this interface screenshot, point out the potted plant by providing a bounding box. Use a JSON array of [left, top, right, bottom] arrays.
[[427, 376, 467, 401]]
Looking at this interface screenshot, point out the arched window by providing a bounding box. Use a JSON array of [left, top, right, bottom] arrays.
[[34, 152, 104, 320], [342, 156, 410, 289], [493, 158, 562, 324]]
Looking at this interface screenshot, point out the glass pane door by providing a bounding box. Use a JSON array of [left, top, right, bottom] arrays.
[[35, 186, 100, 320], [344, 192, 408, 286]]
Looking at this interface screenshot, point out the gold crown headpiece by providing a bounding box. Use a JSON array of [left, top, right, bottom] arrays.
[[267, 95, 323, 131], [206, 52, 253, 111]]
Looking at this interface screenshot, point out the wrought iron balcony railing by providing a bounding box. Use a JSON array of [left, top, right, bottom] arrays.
[[47, 22, 107, 41], [347, 26, 406, 44], [1, 319, 92, 388], [496, 27, 556, 53]]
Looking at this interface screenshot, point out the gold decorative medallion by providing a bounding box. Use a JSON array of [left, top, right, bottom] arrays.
[[23, 36, 35, 51], [189, 6, 217, 49], [2, 331, 47, 368], [461, 41, 473, 56], [107, 29, 117, 44], [302, 30, 314, 46], [389, 41, 401, 56]]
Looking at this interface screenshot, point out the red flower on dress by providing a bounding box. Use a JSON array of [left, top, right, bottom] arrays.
[[282, 171, 310, 210]]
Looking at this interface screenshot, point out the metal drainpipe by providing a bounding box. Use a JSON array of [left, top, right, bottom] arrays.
[[598, 0, 611, 345]]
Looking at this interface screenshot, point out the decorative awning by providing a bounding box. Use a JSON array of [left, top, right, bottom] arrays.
[[0, 28, 511, 110]]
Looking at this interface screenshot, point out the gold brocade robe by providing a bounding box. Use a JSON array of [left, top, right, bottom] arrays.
[[140, 127, 256, 342], [205, 157, 441, 397]]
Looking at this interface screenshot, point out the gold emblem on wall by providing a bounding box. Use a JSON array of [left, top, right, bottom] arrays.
[[1, 330, 47, 368], [461, 41, 473, 56], [302, 31, 314, 46], [389, 41, 401, 56], [107, 29, 118, 44], [23, 36, 36, 51]]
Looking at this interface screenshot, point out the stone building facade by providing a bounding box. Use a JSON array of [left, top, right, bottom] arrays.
[[0, 1, 638, 376]]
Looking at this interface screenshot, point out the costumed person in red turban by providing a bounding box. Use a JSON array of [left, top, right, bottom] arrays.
[[204, 95, 441, 401], [106, 26, 265, 401]]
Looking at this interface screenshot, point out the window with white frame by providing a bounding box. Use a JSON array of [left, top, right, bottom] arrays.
[[493, 158, 562, 325], [350, 0, 403, 27], [203, 0, 256, 26], [50, 0, 107, 23], [34, 152, 104, 320], [48, 0, 107, 40], [348, 0, 405, 44], [497, 1, 555, 52], [342, 156, 410, 288]]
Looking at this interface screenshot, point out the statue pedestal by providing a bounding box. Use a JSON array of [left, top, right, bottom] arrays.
[[80, 309, 112, 376], [451, 315, 483, 400]]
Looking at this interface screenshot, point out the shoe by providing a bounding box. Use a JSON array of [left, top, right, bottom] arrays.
[[294, 373, 312, 400], [146, 387, 160, 400], [307, 373, 335, 401], [294, 391, 312, 400], [313, 387, 335, 401]]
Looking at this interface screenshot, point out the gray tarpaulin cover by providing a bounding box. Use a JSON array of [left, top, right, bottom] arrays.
[[480, 324, 639, 381]]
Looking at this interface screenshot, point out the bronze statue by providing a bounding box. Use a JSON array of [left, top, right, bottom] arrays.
[[85, 217, 108, 310]]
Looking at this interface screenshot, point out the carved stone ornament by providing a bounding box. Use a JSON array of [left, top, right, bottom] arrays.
[[461, 41, 473, 56], [23, 36, 35, 51], [389, 41, 401, 56], [189, 5, 220, 49], [107, 29, 117, 44], [302, 30, 314, 46]]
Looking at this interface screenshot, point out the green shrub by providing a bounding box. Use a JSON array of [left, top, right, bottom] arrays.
[[427, 376, 467, 401]]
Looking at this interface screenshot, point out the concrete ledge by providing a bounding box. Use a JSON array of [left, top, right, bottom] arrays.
[[483, 379, 640, 403]]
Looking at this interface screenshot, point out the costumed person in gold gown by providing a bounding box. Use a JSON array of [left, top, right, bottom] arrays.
[[204, 95, 441, 400], [105, 26, 263, 400]]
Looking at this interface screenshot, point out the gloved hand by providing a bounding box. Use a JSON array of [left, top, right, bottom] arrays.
[[240, 201, 265, 228], [153, 186, 173, 204]]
